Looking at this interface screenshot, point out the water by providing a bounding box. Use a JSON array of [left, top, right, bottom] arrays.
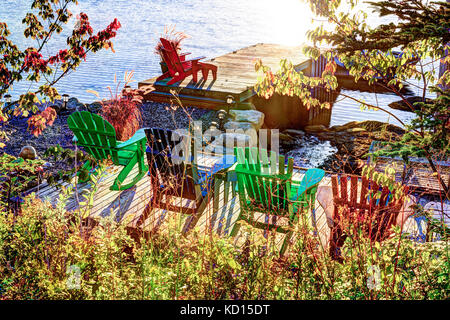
[[1, 1, 430, 126], [0, 0, 436, 168], [0, 0, 312, 102], [285, 135, 337, 168]]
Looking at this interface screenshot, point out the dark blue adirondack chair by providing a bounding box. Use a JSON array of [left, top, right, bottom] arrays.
[[143, 128, 235, 232]]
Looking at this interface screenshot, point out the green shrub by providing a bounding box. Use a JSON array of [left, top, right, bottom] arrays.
[[0, 192, 448, 300]]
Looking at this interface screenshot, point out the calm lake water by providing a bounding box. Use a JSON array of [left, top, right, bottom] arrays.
[[1, 0, 425, 128]]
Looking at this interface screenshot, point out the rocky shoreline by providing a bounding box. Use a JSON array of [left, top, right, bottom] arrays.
[[279, 120, 404, 172], [2, 98, 216, 175], [2, 97, 404, 177]]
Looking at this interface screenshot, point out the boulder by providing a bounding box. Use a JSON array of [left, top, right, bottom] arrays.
[[86, 101, 103, 113], [345, 127, 367, 134], [389, 96, 432, 112], [304, 124, 328, 133], [66, 97, 85, 111], [204, 144, 235, 155], [19, 146, 38, 160], [283, 129, 305, 137], [279, 133, 296, 143], [224, 121, 255, 132], [229, 109, 265, 131], [204, 132, 254, 156], [329, 121, 360, 132], [330, 120, 405, 135]]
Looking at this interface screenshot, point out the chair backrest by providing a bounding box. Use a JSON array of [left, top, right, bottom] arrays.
[[159, 38, 189, 74], [67, 111, 119, 163], [159, 38, 179, 77], [159, 38, 188, 75], [235, 147, 294, 214], [331, 174, 406, 240], [145, 127, 198, 193]]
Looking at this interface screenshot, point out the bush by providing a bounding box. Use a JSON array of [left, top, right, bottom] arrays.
[[0, 191, 448, 300], [99, 71, 148, 141]]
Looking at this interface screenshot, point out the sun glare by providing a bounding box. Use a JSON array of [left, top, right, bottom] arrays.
[[260, 0, 313, 46]]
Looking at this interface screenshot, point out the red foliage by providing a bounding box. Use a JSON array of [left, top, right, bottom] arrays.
[[27, 106, 57, 137], [96, 18, 121, 43], [0, 62, 11, 85], [75, 13, 94, 36], [101, 88, 144, 141], [23, 48, 48, 73], [47, 49, 69, 65]]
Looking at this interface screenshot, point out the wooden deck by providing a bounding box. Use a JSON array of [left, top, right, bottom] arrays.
[[369, 142, 450, 195], [28, 153, 426, 253], [138, 43, 312, 109]]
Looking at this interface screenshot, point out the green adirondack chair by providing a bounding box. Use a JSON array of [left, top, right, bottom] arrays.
[[67, 111, 148, 191], [231, 147, 325, 255]]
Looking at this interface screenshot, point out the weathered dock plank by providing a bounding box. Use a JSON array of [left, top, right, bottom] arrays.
[[138, 43, 311, 108], [27, 152, 428, 255]]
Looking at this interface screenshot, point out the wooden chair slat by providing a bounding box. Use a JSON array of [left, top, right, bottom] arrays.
[[329, 173, 408, 260], [340, 175, 348, 203], [350, 175, 358, 208], [144, 127, 213, 225], [67, 111, 147, 191], [232, 147, 324, 255]]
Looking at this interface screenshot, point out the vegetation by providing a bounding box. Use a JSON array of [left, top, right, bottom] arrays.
[[154, 25, 190, 59], [0, 188, 448, 299], [0, 0, 121, 144], [88, 71, 151, 141], [0, 0, 448, 301], [255, 0, 450, 197]]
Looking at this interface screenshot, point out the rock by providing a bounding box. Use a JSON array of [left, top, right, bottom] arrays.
[[389, 96, 432, 112], [204, 132, 254, 155], [279, 133, 297, 147], [224, 121, 255, 132], [204, 144, 235, 155], [283, 129, 305, 137], [329, 121, 360, 132], [315, 131, 337, 140], [229, 109, 265, 131], [279, 133, 296, 142], [19, 146, 37, 160], [66, 97, 84, 110], [329, 124, 348, 132], [358, 120, 405, 134], [304, 124, 328, 133], [86, 101, 103, 113], [330, 120, 405, 135], [346, 127, 367, 133]]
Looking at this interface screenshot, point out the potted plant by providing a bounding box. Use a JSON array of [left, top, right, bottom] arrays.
[[87, 71, 152, 141]]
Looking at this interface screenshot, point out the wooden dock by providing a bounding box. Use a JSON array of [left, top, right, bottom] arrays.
[[28, 153, 426, 253], [138, 43, 312, 110]]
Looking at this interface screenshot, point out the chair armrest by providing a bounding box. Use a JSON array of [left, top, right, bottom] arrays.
[[196, 155, 237, 183], [116, 128, 146, 149], [185, 56, 206, 62], [196, 165, 221, 185]]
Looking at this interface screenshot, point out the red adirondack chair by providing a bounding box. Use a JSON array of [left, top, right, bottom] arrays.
[[329, 174, 408, 261], [156, 38, 217, 85]]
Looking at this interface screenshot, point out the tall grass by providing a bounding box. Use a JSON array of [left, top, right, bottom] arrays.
[[0, 184, 448, 299]]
